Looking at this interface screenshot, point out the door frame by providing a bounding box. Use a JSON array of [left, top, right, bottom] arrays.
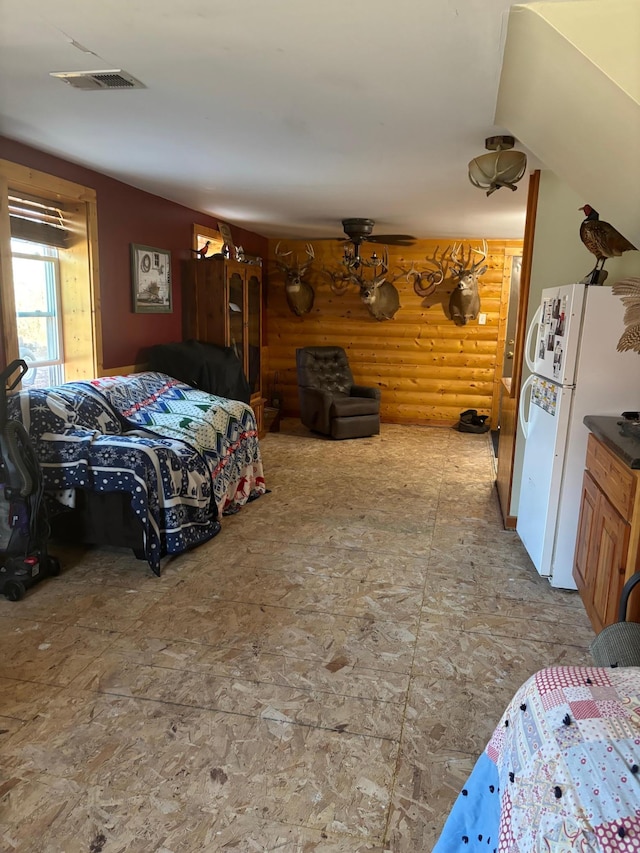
[[495, 169, 541, 527]]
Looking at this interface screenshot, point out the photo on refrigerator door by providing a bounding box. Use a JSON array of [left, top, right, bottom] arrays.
[[532, 377, 558, 416], [553, 342, 563, 379], [556, 296, 567, 336]]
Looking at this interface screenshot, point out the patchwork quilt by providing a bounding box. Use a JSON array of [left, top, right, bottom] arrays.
[[434, 665, 640, 852]]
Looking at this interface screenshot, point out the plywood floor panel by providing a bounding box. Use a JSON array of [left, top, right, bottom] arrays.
[[0, 421, 594, 851]]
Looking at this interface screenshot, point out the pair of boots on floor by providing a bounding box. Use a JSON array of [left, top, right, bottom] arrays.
[[455, 409, 490, 433]]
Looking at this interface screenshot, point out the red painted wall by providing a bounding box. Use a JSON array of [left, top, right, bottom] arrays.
[[0, 136, 268, 370]]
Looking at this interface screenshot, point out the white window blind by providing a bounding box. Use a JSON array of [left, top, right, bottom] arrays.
[[9, 193, 69, 248]]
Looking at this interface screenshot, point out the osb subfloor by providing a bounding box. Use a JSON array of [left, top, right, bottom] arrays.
[[0, 421, 595, 852]]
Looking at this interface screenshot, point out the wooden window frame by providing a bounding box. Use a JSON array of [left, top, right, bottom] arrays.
[[192, 223, 224, 257], [0, 160, 102, 379]]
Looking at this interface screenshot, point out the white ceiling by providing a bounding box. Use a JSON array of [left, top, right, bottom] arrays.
[[0, 0, 572, 241]]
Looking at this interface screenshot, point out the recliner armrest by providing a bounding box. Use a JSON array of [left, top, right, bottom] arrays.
[[299, 386, 334, 434], [350, 384, 381, 401]]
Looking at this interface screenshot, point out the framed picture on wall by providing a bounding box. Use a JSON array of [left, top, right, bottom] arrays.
[[131, 244, 172, 313]]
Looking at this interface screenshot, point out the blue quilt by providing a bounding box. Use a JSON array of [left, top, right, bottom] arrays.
[[433, 751, 500, 853], [8, 383, 220, 575], [78, 372, 266, 514]]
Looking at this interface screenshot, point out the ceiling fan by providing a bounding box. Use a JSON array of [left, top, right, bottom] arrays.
[[339, 218, 414, 248], [327, 218, 415, 270]]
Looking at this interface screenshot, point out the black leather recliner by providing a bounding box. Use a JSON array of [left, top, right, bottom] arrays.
[[296, 346, 380, 440]]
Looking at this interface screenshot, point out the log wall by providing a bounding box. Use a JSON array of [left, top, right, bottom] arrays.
[[264, 238, 523, 426]]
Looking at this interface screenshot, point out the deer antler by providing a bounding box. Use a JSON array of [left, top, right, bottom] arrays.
[[325, 267, 354, 295], [274, 241, 293, 271], [412, 245, 451, 297], [304, 242, 314, 260], [326, 247, 389, 293], [274, 242, 315, 282], [450, 239, 487, 278], [474, 238, 488, 266]]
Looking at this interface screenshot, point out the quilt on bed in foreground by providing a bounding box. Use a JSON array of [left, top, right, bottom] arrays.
[[81, 372, 266, 515], [9, 372, 266, 574], [434, 666, 640, 852], [9, 384, 218, 575]]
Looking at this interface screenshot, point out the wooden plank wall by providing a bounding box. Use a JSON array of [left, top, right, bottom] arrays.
[[264, 238, 522, 426]]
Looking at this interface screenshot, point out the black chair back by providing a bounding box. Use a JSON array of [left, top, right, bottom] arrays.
[[295, 346, 354, 395]]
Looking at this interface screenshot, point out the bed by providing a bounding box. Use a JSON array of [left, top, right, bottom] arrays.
[[434, 665, 640, 852], [8, 371, 266, 574]]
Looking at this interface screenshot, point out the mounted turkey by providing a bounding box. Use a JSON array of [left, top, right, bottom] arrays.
[[579, 205, 636, 284]]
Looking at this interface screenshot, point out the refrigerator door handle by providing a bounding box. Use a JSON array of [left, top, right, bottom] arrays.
[[518, 374, 535, 438], [525, 304, 543, 373]]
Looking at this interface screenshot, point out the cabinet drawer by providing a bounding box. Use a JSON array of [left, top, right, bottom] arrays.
[[586, 434, 636, 520]]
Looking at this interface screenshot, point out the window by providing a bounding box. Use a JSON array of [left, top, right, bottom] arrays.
[[193, 224, 224, 258], [1, 160, 101, 382], [11, 238, 64, 387]]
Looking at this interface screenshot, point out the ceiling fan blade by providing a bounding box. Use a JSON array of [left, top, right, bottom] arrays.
[[304, 219, 415, 246], [367, 234, 415, 246]]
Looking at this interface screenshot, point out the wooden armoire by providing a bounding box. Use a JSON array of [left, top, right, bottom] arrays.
[[183, 257, 265, 434]]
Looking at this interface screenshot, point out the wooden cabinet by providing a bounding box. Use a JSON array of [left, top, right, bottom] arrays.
[[573, 433, 640, 633], [183, 258, 265, 434]]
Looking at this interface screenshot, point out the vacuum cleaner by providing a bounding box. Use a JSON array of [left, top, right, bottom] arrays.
[[0, 359, 60, 600]]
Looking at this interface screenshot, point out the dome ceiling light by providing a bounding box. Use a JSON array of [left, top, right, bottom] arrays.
[[468, 135, 527, 196]]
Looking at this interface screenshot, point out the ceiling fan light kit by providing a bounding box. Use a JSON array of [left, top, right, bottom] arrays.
[[468, 135, 527, 196]]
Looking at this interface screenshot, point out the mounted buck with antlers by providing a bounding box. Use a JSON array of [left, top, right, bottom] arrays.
[[274, 243, 316, 316], [326, 247, 401, 321], [448, 240, 488, 325], [360, 271, 401, 321], [410, 241, 487, 325]]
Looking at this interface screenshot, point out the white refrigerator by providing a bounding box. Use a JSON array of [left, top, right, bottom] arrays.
[[517, 282, 640, 589]]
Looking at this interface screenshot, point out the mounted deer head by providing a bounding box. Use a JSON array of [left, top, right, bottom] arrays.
[[325, 247, 401, 321], [359, 275, 401, 321], [407, 241, 488, 324], [274, 242, 315, 316], [448, 240, 487, 325]]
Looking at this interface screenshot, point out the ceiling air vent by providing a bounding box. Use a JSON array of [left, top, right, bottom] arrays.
[[49, 69, 146, 91]]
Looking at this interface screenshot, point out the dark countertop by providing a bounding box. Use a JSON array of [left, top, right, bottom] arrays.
[[584, 415, 640, 469]]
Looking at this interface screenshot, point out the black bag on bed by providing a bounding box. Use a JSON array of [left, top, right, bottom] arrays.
[[148, 340, 251, 403]]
